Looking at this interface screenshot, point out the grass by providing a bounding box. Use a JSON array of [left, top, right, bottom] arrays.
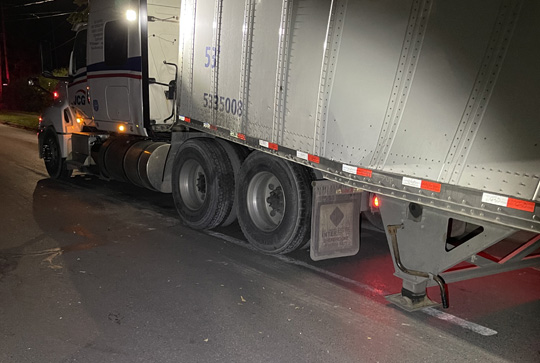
[[0, 110, 41, 130]]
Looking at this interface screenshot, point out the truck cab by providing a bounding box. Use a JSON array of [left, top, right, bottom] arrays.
[[38, 0, 180, 181]]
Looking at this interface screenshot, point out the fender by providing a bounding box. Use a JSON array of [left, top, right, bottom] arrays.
[[38, 82, 72, 159]]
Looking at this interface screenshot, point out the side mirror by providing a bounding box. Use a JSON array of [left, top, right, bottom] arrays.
[[27, 77, 50, 94]]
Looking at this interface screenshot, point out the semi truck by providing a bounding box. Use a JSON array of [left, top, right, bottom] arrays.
[[38, 0, 540, 310]]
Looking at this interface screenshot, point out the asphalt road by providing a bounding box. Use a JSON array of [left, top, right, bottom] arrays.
[[0, 123, 539, 363]]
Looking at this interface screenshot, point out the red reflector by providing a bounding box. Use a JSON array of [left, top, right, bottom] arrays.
[[373, 195, 380, 208], [507, 198, 535, 213], [307, 154, 320, 164], [53, 91, 59, 99]]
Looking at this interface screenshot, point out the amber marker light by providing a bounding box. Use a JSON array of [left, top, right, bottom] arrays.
[[373, 195, 380, 208], [118, 125, 126, 132]]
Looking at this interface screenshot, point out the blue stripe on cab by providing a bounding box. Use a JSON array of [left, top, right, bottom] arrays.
[[87, 57, 142, 73]]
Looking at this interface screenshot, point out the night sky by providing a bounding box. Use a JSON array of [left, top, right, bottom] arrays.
[[2, 0, 79, 81]]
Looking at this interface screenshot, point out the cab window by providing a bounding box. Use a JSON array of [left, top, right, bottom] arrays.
[[104, 20, 128, 66], [71, 30, 87, 74]]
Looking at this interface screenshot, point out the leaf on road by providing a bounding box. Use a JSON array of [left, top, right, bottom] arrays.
[[42, 250, 63, 270]]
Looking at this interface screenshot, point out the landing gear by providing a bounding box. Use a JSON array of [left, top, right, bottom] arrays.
[[378, 196, 521, 310]]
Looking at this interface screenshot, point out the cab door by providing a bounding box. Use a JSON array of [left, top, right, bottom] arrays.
[[67, 29, 93, 126], [86, 0, 147, 136]]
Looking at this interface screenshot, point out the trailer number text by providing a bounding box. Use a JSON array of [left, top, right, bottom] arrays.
[[203, 93, 243, 116], [204, 46, 219, 68]]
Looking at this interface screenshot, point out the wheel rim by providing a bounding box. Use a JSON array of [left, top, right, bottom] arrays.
[[246, 171, 285, 232], [43, 136, 59, 172], [179, 159, 207, 210]]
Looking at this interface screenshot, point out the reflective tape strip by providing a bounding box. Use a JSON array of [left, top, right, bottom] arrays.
[[259, 140, 278, 150], [230, 131, 246, 140], [481, 193, 508, 207], [403, 177, 441, 193], [402, 177, 422, 188], [342, 164, 372, 178], [482, 193, 535, 213], [421, 180, 442, 193], [308, 154, 320, 163], [358, 168, 373, 178], [296, 151, 320, 164], [507, 198, 535, 213], [297, 151, 308, 160]]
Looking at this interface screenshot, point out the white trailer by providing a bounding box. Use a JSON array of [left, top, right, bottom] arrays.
[[39, 0, 540, 310]]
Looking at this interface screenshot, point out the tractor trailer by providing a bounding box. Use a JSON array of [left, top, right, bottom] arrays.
[[38, 0, 540, 310]]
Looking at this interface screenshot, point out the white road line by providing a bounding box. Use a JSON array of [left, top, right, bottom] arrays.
[[205, 230, 498, 336], [421, 307, 498, 336]]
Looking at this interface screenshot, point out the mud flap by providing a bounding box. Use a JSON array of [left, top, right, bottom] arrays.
[[310, 180, 362, 261]]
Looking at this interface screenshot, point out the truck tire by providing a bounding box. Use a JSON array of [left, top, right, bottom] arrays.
[[42, 130, 72, 180], [236, 152, 312, 254], [172, 138, 234, 230], [216, 140, 250, 227]]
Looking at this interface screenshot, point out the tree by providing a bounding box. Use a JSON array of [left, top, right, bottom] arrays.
[[67, 0, 89, 25]]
